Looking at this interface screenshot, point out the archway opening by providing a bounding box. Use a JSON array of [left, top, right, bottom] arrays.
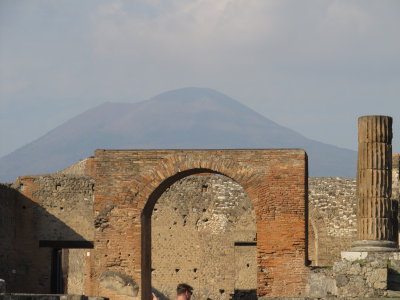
[[142, 170, 256, 300]]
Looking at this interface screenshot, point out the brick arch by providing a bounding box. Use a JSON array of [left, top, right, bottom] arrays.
[[90, 149, 308, 300], [133, 154, 262, 214], [134, 155, 262, 299]]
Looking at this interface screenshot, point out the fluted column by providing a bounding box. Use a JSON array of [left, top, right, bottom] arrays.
[[352, 115, 398, 251]]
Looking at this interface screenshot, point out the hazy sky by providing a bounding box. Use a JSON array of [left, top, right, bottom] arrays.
[[1, 0, 399, 157]]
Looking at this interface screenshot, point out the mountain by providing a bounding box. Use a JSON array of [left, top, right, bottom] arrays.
[[0, 87, 357, 181]]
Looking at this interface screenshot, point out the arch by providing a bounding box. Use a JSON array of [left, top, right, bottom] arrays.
[[150, 173, 257, 299], [133, 154, 262, 213], [90, 149, 308, 299], [136, 155, 262, 299], [142, 168, 222, 217]]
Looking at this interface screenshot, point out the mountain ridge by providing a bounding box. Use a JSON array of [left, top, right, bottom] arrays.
[[0, 87, 357, 181]]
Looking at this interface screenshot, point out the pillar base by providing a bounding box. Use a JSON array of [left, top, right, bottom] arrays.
[[350, 240, 398, 252]]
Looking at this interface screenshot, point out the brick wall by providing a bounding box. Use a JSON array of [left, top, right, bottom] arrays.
[[88, 149, 308, 299]]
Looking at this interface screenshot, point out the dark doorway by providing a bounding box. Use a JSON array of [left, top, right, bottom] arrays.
[[40, 240, 93, 294], [51, 248, 68, 294]]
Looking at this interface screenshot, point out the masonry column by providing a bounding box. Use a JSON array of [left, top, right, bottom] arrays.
[[351, 115, 398, 251]]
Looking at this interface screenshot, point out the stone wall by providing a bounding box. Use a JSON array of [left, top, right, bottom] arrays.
[[58, 157, 96, 176], [307, 251, 400, 298], [66, 249, 89, 295], [14, 175, 95, 241], [152, 174, 256, 300], [0, 175, 94, 294], [308, 177, 357, 266], [308, 155, 400, 267], [0, 180, 53, 293]]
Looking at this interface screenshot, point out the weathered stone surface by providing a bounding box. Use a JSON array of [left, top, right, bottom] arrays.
[[0, 175, 94, 294], [67, 249, 87, 295], [335, 274, 349, 287], [152, 174, 256, 300], [308, 252, 400, 297], [306, 270, 337, 297], [308, 177, 357, 266], [355, 115, 397, 247], [10, 174, 95, 241], [57, 157, 96, 176], [370, 268, 387, 289], [99, 271, 138, 297], [330, 252, 400, 297]]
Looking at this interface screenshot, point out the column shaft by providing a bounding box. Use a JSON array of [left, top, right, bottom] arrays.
[[353, 115, 397, 251]]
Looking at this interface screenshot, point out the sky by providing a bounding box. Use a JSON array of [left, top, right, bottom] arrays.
[[0, 0, 399, 157]]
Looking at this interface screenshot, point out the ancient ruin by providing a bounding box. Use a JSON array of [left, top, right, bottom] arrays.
[[353, 116, 397, 251], [90, 149, 308, 300], [306, 117, 400, 298], [1, 115, 400, 300], [152, 175, 257, 300]]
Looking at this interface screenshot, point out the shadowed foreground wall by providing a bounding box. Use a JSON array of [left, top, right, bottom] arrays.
[[0, 175, 94, 294], [152, 174, 256, 300], [0, 184, 16, 289]]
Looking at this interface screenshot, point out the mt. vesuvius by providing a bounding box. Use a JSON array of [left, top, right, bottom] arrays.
[[0, 87, 356, 181]]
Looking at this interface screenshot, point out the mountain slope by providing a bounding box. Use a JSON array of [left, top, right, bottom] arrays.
[[0, 87, 357, 181]]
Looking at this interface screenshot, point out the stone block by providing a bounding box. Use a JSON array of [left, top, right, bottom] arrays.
[[306, 272, 337, 297], [368, 268, 387, 289], [335, 274, 349, 287]]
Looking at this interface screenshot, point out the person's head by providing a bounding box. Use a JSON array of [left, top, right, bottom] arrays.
[[177, 283, 193, 299]]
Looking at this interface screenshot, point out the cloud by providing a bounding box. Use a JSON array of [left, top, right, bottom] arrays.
[[87, 0, 400, 68], [0, 0, 399, 156], [89, 1, 276, 59], [80, 0, 400, 118]]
